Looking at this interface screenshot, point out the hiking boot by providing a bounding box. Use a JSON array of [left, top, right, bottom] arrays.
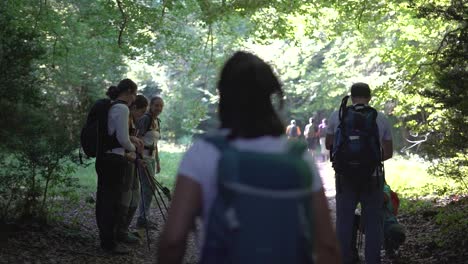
[[103, 243, 130, 255], [118, 232, 141, 245]]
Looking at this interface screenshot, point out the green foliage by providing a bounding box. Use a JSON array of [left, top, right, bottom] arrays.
[[433, 199, 468, 248], [386, 156, 466, 199], [415, 1, 468, 188], [75, 142, 184, 192], [2, 0, 468, 223], [0, 1, 80, 220]]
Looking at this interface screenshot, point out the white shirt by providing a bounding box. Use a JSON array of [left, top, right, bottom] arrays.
[[107, 103, 135, 154], [178, 135, 323, 250]]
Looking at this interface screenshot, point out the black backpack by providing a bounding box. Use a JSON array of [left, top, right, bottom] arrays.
[[331, 96, 382, 190], [80, 99, 124, 158]]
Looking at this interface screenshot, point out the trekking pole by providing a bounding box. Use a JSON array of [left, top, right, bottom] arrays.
[[148, 167, 168, 222], [154, 180, 172, 201], [154, 182, 169, 212], [149, 173, 169, 212], [143, 166, 167, 222], [143, 165, 169, 209], [136, 160, 151, 251]]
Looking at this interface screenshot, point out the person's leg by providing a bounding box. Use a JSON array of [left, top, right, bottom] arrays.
[[125, 165, 140, 229], [137, 157, 156, 226], [307, 138, 315, 156], [320, 137, 327, 161], [336, 178, 359, 264], [350, 212, 361, 262], [95, 155, 125, 250], [361, 180, 384, 264], [95, 159, 110, 248], [116, 161, 140, 243]]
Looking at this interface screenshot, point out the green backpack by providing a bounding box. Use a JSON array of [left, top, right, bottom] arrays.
[[200, 135, 316, 264]]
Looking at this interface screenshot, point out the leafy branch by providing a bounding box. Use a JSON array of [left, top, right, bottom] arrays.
[[116, 0, 128, 47], [404, 27, 463, 90]]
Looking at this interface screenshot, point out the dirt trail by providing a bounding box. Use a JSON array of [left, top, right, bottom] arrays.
[[315, 160, 337, 219]]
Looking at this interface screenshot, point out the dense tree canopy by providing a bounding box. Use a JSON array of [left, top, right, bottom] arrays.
[[0, 0, 466, 217]]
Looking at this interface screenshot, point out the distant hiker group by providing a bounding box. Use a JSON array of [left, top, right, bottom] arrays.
[[81, 51, 403, 264], [286, 117, 328, 161]]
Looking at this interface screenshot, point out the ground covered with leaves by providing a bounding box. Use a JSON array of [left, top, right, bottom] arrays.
[[0, 198, 197, 264], [1, 195, 466, 263], [387, 195, 468, 264]]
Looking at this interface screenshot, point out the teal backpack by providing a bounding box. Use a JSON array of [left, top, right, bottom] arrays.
[[200, 136, 315, 264]]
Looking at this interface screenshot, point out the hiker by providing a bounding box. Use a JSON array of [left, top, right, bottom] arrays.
[[304, 117, 318, 154], [326, 82, 393, 264], [383, 183, 405, 258], [158, 51, 340, 264], [286, 119, 301, 139], [94, 79, 144, 254], [136, 95, 164, 229], [130, 94, 149, 122], [112, 94, 150, 246], [318, 118, 328, 161]]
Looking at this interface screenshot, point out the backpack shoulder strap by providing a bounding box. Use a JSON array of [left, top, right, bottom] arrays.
[[203, 134, 240, 213], [202, 134, 238, 184], [338, 95, 350, 122], [143, 112, 153, 132], [203, 134, 230, 151], [156, 117, 161, 133], [286, 140, 314, 189]]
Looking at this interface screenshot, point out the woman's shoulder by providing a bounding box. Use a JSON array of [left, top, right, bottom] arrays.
[[186, 136, 220, 155], [109, 102, 129, 113], [138, 112, 152, 123]]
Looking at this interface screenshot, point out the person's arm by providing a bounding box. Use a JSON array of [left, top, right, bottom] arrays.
[[304, 125, 309, 138], [110, 105, 136, 152], [286, 126, 291, 135], [382, 139, 393, 161], [325, 112, 337, 150], [325, 134, 334, 150], [158, 175, 202, 264], [136, 115, 150, 138], [379, 114, 393, 161], [155, 144, 161, 173], [312, 188, 341, 264], [297, 126, 302, 136], [130, 136, 144, 154]]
